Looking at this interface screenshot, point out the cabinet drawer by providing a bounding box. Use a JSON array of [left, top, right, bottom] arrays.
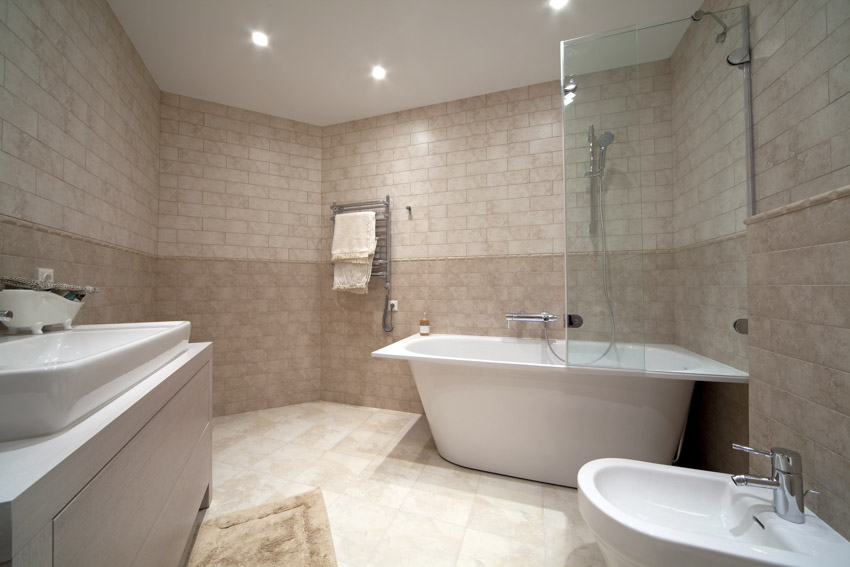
[[53, 362, 211, 567]]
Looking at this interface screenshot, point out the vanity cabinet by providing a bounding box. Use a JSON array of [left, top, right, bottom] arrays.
[[1, 343, 213, 567]]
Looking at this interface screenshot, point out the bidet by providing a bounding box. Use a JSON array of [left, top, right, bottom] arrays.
[[577, 458, 850, 567]]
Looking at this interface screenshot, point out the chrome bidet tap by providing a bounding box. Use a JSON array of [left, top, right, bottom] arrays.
[[731, 443, 814, 524]]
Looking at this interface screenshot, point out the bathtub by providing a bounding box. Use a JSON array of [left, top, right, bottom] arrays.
[[372, 334, 748, 487]]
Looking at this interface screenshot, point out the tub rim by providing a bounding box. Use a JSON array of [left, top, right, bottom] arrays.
[[371, 333, 748, 384]]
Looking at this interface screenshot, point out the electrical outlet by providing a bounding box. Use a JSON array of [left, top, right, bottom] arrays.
[[389, 300, 399, 312], [37, 268, 54, 283]]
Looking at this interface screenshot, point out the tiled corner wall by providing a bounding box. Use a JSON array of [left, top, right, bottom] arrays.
[[157, 92, 323, 261], [747, 189, 850, 539], [750, 0, 850, 213], [0, 0, 161, 324], [156, 94, 325, 415], [156, 257, 322, 415]]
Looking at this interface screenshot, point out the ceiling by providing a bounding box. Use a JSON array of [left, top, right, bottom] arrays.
[[108, 0, 703, 127]]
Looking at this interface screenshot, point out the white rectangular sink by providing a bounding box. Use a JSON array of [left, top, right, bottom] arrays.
[[0, 322, 190, 442]]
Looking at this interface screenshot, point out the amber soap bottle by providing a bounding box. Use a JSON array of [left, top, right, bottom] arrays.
[[419, 312, 430, 336]]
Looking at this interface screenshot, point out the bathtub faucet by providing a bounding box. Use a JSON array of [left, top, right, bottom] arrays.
[[730, 443, 817, 524], [505, 311, 558, 329]]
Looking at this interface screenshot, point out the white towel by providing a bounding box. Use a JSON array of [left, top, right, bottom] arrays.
[[332, 259, 374, 293], [331, 212, 378, 293], [331, 212, 377, 262]]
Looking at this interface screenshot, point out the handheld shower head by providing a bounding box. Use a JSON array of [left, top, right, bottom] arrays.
[[596, 132, 614, 172], [596, 132, 614, 148]]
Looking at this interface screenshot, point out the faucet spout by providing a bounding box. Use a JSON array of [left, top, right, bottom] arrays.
[[731, 474, 779, 489], [730, 444, 807, 524]]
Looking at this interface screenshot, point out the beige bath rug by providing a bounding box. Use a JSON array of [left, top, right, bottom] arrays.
[[186, 488, 337, 567]]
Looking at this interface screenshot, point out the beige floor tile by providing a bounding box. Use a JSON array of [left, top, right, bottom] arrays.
[[343, 474, 416, 509], [457, 528, 546, 566], [327, 495, 398, 566], [321, 404, 379, 429], [204, 469, 293, 520], [477, 472, 545, 507], [467, 493, 545, 546], [211, 425, 247, 452], [211, 459, 246, 488], [333, 428, 396, 459], [290, 422, 356, 450], [400, 468, 479, 526], [294, 450, 373, 493], [213, 411, 277, 436], [543, 486, 603, 566], [359, 410, 421, 434], [256, 417, 316, 442], [366, 510, 465, 567], [213, 434, 284, 468], [247, 443, 326, 480]]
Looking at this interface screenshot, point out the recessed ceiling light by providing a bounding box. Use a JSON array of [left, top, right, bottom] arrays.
[[371, 65, 387, 80], [549, 0, 569, 9], [252, 31, 268, 47]]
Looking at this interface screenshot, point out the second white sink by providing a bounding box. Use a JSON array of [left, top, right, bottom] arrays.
[[0, 322, 190, 443], [577, 458, 850, 567]]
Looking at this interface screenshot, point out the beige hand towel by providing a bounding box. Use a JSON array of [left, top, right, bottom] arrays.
[[331, 212, 377, 262], [332, 258, 374, 293]]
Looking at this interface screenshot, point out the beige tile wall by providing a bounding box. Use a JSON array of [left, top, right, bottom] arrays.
[[158, 93, 323, 261], [674, 234, 748, 372], [566, 250, 673, 345], [0, 0, 160, 255], [321, 81, 566, 259], [156, 94, 326, 416], [1, 217, 158, 324], [565, 60, 674, 253], [750, 0, 850, 212], [0, 0, 161, 328], [747, 189, 850, 539], [670, 5, 748, 249], [156, 257, 322, 416]]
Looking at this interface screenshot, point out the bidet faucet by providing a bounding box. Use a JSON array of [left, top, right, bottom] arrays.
[[0, 310, 12, 323], [730, 443, 813, 524]]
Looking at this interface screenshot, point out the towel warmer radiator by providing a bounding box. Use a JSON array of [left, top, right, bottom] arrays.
[[330, 195, 393, 332]]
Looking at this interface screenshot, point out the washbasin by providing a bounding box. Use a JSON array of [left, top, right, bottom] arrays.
[[0, 321, 190, 443], [577, 458, 850, 567]]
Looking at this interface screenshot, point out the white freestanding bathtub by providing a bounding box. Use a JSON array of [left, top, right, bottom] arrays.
[[372, 334, 747, 487]]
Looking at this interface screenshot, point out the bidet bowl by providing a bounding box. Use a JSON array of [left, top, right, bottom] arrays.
[[577, 458, 850, 567]]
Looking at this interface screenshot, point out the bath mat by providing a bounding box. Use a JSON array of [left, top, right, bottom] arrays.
[[186, 488, 337, 567]]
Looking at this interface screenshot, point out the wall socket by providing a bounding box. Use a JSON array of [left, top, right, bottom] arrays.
[[389, 300, 399, 312], [37, 268, 54, 282]]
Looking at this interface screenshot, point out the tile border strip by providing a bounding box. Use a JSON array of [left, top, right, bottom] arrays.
[[744, 185, 850, 226]]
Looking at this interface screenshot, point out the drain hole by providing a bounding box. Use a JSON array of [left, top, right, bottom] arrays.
[[753, 516, 766, 530]]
